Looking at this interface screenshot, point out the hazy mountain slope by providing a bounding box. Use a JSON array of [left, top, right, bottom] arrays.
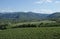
[[0, 12, 60, 22], [48, 12, 60, 19], [0, 12, 49, 21]]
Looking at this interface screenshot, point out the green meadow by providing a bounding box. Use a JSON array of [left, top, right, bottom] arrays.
[[0, 27, 60, 39], [0, 21, 60, 39]]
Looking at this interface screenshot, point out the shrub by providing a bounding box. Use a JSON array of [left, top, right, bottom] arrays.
[[0, 24, 8, 30], [12, 24, 37, 28]]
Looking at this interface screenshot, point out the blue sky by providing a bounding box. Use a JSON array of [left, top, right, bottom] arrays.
[[0, 0, 60, 14]]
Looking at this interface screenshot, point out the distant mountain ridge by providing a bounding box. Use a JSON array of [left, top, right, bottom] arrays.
[[0, 12, 60, 21], [48, 12, 60, 19], [0, 12, 49, 20]]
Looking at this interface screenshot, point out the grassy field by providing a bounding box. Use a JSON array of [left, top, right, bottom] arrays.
[[0, 27, 60, 39], [0, 21, 60, 39]]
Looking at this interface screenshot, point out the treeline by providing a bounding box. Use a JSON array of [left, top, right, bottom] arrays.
[[0, 22, 60, 30], [12, 23, 60, 28]]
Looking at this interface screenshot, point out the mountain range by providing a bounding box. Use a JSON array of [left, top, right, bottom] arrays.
[[0, 12, 60, 21]]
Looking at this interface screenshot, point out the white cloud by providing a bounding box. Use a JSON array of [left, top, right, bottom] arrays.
[[35, 1, 43, 4], [34, 0, 53, 4], [35, 0, 45, 4], [55, 1, 60, 4], [0, 9, 53, 14], [35, 0, 60, 4], [0, 8, 17, 13], [0, 9, 14, 12], [46, 0, 52, 3], [39, 9, 53, 14], [32, 9, 53, 14]]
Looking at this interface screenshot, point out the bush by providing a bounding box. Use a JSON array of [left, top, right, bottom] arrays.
[[38, 23, 60, 27], [12, 24, 37, 28], [0, 24, 8, 30]]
